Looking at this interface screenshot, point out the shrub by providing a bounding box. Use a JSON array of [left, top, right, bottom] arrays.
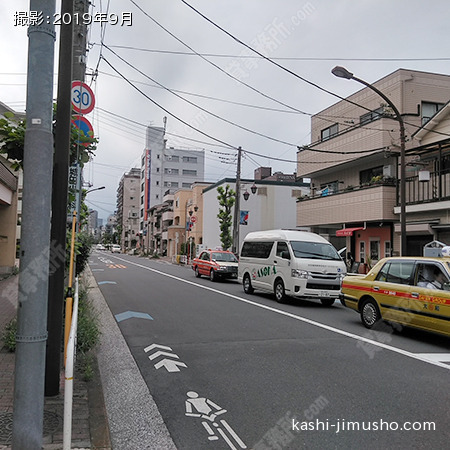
[[1, 318, 17, 352]]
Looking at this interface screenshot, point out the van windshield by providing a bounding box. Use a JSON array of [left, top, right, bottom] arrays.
[[290, 241, 341, 260]]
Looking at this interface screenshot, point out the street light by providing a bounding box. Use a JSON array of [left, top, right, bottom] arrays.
[[332, 66, 407, 256], [86, 185, 105, 194]]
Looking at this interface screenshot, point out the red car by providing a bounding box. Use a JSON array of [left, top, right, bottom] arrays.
[[192, 250, 239, 281]]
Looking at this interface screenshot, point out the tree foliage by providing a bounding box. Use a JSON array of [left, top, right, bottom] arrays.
[[217, 184, 236, 251], [0, 106, 97, 170]]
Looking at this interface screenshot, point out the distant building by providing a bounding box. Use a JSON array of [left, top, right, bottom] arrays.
[[116, 168, 140, 251], [140, 123, 205, 234]]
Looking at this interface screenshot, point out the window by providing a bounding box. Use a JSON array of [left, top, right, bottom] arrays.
[[276, 242, 289, 258], [321, 123, 338, 141], [182, 156, 197, 163], [359, 241, 365, 264], [421, 102, 444, 125], [165, 155, 179, 162], [360, 107, 384, 125], [183, 169, 197, 176], [416, 263, 449, 290], [360, 166, 383, 185], [376, 261, 415, 285], [164, 168, 179, 175], [240, 241, 274, 259], [384, 241, 391, 258]]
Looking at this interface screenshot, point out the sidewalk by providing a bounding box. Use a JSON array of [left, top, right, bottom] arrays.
[[0, 274, 111, 449]]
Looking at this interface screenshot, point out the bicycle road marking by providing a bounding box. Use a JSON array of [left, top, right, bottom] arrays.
[[103, 254, 450, 371]]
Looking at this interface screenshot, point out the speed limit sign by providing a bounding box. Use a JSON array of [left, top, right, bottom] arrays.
[[71, 81, 95, 115]]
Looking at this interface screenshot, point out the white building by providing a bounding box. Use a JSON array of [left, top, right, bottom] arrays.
[[202, 177, 309, 252], [140, 124, 205, 233]]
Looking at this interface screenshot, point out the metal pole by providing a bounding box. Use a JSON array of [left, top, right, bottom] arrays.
[[232, 147, 242, 254], [45, 0, 74, 396], [350, 75, 407, 256], [12, 1, 56, 448]]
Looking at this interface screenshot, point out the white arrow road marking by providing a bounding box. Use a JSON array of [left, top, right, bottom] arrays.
[[154, 359, 187, 372], [108, 254, 450, 372], [149, 351, 179, 361], [144, 343, 173, 353]]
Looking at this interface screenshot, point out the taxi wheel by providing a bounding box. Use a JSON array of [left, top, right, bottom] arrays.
[[243, 274, 254, 294], [360, 298, 381, 328], [210, 270, 216, 282], [274, 279, 286, 303], [195, 266, 201, 278]]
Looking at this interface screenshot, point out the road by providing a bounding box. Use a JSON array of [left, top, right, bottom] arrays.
[[89, 251, 450, 449]]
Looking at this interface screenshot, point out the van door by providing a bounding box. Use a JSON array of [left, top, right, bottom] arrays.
[[274, 241, 291, 295]]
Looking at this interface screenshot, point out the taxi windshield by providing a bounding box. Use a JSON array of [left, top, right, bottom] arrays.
[[212, 252, 238, 262], [290, 241, 341, 260]]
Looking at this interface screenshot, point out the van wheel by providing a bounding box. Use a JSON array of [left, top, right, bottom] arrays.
[[243, 274, 254, 294], [195, 266, 201, 278], [210, 270, 216, 282], [360, 298, 381, 328], [320, 298, 335, 307], [274, 279, 286, 303]]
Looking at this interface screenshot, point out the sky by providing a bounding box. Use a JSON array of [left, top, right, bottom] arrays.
[[1, 0, 450, 221]]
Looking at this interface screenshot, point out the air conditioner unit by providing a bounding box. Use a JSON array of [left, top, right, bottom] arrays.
[[167, 169, 172, 174], [167, 182, 172, 187], [167, 156, 172, 161], [383, 165, 395, 177]]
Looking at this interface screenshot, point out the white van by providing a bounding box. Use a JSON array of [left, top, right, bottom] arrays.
[[238, 229, 346, 306]]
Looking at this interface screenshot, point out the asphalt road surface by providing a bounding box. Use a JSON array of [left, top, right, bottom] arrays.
[[89, 251, 450, 450]]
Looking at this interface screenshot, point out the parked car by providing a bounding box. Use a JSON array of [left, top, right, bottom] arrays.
[[95, 243, 106, 251], [192, 250, 239, 281], [340, 257, 450, 337], [111, 244, 121, 253]]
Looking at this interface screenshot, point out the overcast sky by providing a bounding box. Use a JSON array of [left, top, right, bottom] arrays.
[[1, 1, 449, 221]]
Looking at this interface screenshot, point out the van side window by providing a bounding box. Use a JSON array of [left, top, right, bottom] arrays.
[[240, 241, 274, 259], [276, 242, 289, 258]]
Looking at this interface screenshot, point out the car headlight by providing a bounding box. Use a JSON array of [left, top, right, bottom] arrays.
[[292, 269, 309, 279], [339, 273, 346, 282]]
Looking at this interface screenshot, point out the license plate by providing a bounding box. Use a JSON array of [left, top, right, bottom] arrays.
[[320, 291, 330, 297]]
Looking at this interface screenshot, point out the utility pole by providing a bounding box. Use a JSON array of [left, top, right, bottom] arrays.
[[12, 1, 56, 448], [45, 0, 74, 396], [232, 147, 242, 254]]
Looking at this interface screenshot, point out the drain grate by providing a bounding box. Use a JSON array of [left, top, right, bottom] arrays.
[[0, 410, 62, 444]]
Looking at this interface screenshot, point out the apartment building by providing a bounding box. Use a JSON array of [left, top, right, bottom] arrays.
[[140, 124, 205, 234], [116, 168, 140, 251], [297, 69, 450, 265]]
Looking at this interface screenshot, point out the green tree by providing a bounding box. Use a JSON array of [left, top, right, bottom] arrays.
[[217, 184, 235, 250]]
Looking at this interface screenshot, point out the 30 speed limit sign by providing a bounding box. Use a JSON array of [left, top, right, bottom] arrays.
[[71, 81, 95, 115]]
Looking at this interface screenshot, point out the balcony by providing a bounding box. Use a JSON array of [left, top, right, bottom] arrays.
[[297, 182, 397, 227], [404, 169, 450, 205], [162, 210, 173, 223]]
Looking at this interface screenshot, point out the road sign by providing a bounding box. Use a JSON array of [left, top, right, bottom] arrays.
[[191, 216, 197, 223], [71, 80, 95, 114], [71, 115, 94, 147]]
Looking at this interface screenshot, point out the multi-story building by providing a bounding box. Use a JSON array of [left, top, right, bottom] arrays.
[[140, 123, 205, 234], [116, 168, 140, 251], [297, 69, 450, 266]]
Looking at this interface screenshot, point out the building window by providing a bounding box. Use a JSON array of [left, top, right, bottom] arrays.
[[421, 102, 444, 124], [384, 241, 391, 258], [320, 123, 338, 141], [182, 156, 197, 163], [370, 239, 380, 261], [182, 169, 197, 176], [360, 166, 383, 185], [182, 183, 191, 188], [164, 168, 179, 175], [359, 241, 365, 264], [360, 106, 384, 125], [165, 155, 179, 162]]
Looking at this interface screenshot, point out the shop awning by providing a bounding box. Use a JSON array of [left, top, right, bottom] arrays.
[[336, 227, 364, 237]]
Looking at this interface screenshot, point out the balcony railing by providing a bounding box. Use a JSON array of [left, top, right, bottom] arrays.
[[404, 169, 450, 205]]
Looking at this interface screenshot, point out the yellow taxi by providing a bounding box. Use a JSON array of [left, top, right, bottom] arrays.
[[340, 257, 450, 337]]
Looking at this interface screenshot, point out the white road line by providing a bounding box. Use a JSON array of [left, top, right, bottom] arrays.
[[414, 353, 450, 363], [105, 255, 450, 371]]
